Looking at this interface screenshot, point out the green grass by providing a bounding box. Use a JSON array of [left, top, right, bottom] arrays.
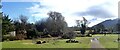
[[96, 34, 118, 48], [0, 42, 2, 50], [2, 37, 92, 48], [2, 34, 118, 48]]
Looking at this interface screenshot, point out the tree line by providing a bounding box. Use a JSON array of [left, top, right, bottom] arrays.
[[1, 11, 76, 41]]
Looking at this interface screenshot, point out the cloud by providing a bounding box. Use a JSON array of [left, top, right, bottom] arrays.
[[74, 5, 115, 18], [2, 0, 41, 2], [26, 0, 119, 27]]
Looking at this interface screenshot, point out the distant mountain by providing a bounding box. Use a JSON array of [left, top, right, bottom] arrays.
[[92, 18, 119, 32]]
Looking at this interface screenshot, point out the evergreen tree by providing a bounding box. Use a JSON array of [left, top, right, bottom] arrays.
[[2, 14, 14, 35]]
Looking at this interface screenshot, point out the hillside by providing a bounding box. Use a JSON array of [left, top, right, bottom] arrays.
[[92, 18, 119, 32]]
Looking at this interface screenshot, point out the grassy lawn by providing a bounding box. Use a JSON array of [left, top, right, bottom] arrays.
[[2, 37, 92, 48], [2, 34, 118, 48], [0, 42, 2, 50], [94, 34, 118, 48]]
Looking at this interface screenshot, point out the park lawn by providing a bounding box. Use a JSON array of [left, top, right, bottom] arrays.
[[98, 34, 118, 48], [0, 42, 2, 50], [2, 37, 92, 48]]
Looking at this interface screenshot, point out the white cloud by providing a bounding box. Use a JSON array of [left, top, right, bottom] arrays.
[[2, 0, 40, 2], [26, 0, 120, 27]]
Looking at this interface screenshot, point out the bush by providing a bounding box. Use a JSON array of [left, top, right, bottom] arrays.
[[61, 32, 76, 39], [50, 32, 63, 37], [9, 36, 16, 41], [76, 34, 81, 37], [66, 39, 79, 43], [2, 35, 16, 41], [36, 41, 42, 44], [42, 41, 46, 43], [61, 33, 69, 39], [27, 29, 37, 39], [66, 40, 70, 43], [36, 40, 47, 44], [75, 41, 79, 43], [86, 34, 92, 37], [2, 35, 8, 41], [80, 35, 86, 37], [37, 32, 44, 35]]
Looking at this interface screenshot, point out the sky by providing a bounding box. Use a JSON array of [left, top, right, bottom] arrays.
[[1, 0, 120, 27]]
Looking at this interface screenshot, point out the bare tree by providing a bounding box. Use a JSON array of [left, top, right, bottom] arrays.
[[19, 15, 29, 30], [14, 15, 29, 40], [80, 17, 90, 36], [47, 11, 67, 36], [19, 15, 28, 25], [76, 20, 80, 27]]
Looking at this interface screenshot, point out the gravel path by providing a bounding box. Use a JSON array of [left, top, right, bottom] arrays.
[[90, 37, 107, 50]]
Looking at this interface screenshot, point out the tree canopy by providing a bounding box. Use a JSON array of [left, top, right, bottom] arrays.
[[2, 14, 14, 35]]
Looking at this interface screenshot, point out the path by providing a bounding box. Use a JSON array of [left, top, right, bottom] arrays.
[[90, 36, 107, 50]]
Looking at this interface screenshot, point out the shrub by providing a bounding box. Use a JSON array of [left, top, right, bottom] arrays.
[[66, 40, 70, 43], [9, 36, 16, 41], [2, 35, 8, 41], [66, 39, 79, 43], [2, 35, 16, 41], [86, 34, 92, 37], [50, 32, 63, 37], [37, 32, 43, 38], [42, 41, 46, 43], [76, 34, 81, 37], [62, 32, 76, 39], [36, 41, 42, 44], [27, 29, 37, 39], [75, 41, 79, 43], [61, 33, 69, 39]]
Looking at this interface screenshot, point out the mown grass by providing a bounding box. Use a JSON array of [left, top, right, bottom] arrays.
[[2, 37, 92, 48], [0, 42, 2, 50], [97, 34, 118, 48], [2, 34, 118, 48]]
